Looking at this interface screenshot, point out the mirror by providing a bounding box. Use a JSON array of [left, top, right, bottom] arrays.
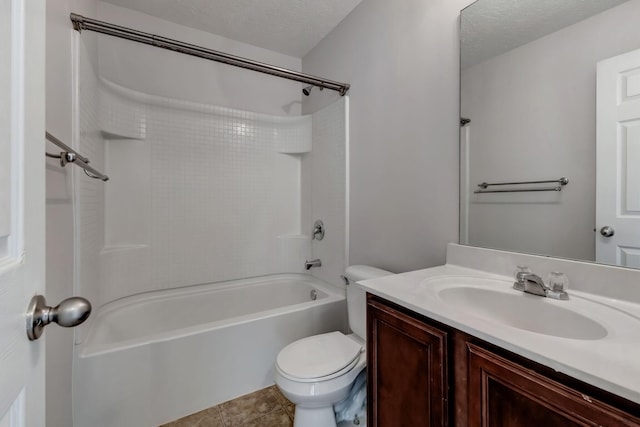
[[460, 0, 640, 269]]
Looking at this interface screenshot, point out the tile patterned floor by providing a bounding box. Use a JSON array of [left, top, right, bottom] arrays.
[[160, 386, 295, 427]]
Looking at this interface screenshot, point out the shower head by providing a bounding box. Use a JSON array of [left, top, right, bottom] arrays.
[[302, 85, 323, 96]]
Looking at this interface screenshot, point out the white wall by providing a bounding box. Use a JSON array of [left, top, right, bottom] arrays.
[[461, 0, 640, 261], [302, 0, 473, 273], [97, 2, 303, 116], [307, 98, 349, 287]]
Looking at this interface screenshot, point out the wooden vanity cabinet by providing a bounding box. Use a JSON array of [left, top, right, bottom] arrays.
[[466, 342, 640, 427], [366, 295, 449, 427], [367, 294, 640, 427]]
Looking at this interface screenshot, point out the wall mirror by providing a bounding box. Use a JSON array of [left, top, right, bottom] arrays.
[[460, 0, 640, 269]]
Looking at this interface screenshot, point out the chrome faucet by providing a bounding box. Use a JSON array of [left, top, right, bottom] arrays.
[[305, 259, 322, 270], [513, 269, 569, 300], [520, 273, 547, 297]]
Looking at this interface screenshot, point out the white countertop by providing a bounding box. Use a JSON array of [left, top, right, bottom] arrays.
[[358, 263, 640, 404]]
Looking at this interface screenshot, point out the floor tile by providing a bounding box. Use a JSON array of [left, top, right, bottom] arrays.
[[160, 407, 224, 427], [241, 408, 292, 427], [159, 386, 296, 427], [218, 387, 281, 426], [269, 386, 296, 421]]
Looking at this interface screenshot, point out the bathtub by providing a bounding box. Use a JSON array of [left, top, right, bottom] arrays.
[[73, 274, 346, 427]]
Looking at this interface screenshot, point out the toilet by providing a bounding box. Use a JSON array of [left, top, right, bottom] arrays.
[[274, 265, 392, 427]]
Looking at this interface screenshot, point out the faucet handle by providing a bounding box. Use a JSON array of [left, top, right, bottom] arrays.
[[515, 265, 531, 278], [546, 272, 569, 300], [547, 272, 569, 292]]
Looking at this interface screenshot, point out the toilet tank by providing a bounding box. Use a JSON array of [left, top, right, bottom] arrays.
[[344, 265, 393, 339]]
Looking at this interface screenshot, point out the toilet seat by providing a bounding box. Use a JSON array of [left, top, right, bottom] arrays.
[[276, 332, 363, 383]]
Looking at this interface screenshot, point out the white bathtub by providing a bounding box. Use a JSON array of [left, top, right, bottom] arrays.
[[73, 274, 346, 427]]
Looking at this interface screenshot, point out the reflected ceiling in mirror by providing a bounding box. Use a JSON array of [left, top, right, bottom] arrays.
[[461, 0, 629, 68], [460, 0, 640, 269]]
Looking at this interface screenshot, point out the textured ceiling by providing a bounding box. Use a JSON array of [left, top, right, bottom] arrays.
[[461, 0, 630, 69], [101, 0, 363, 58]]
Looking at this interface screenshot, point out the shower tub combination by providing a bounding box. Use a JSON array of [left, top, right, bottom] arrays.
[[73, 274, 346, 427]]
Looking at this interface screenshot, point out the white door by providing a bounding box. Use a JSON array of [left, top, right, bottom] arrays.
[[596, 48, 640, 267], [0, 0, 46, 426]]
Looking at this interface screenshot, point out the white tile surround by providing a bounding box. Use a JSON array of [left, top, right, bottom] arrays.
[[74, 43, 348, 339], [100, 80, 308, 295]]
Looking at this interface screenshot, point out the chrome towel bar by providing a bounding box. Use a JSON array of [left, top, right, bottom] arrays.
[[45, 132, 109, 182], [474, 177, 568, 194]]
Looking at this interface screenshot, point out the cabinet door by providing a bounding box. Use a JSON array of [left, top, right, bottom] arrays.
[[367, 295, 448, 427], [467, 343, 640, 427]]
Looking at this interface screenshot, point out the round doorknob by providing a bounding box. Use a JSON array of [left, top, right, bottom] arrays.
[[26, 295, 92, 341], [600, 226, 615, 238]]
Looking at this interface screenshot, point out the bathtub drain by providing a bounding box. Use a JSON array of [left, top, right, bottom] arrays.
[[310, 289, 318, 300]]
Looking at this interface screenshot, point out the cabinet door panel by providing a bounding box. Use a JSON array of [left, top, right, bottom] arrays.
[[467, 343, 640, 427], [367, 296, 448, 427]]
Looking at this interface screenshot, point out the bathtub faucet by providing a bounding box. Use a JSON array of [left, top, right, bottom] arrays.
[[305, 259, 322, 270]]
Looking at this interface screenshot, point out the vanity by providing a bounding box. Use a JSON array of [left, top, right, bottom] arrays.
[[360, 244, 640, 426]]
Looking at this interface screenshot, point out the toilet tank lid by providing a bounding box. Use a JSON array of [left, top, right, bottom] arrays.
[[344, 265, 393, 283]]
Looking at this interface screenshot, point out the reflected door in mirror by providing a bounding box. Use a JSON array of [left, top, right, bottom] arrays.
[[597, 48, 640, 268]]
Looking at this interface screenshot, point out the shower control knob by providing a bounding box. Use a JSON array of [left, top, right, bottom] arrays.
[[600, 226, 615, 238], [26, 295, 92, 341], [312, 220, 325, 241]]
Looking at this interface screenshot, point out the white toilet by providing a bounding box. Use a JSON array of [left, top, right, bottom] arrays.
[[274, 265, 392, 427]]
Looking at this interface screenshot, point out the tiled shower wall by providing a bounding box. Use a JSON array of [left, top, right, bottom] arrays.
[[75, 46, 346, 337], [99, 81, 311, 301]]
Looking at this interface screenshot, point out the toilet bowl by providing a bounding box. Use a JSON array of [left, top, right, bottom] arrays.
[[274, 266, 392, 427]]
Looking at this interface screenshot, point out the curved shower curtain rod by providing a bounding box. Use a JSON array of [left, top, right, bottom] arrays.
[[69, 13, 351, 96]]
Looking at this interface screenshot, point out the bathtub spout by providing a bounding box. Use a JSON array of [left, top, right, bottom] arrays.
[[305, 259, 322, 270]]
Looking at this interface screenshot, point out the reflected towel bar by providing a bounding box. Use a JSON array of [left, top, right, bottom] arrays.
[[45, 132, 109, 182], [474, 177, 567, 194]]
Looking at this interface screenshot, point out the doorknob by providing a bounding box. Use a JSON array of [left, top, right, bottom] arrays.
[[26, 295, 92, 341], [600, 226, 615, 237]]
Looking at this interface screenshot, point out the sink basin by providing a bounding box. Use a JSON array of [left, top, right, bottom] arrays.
[[422, 276, 608, 340]]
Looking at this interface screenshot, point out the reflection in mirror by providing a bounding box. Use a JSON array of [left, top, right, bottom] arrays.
[[460, 0, 640, 269]]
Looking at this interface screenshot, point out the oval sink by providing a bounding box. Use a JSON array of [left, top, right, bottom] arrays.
[[423, 277, 608, 340]]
